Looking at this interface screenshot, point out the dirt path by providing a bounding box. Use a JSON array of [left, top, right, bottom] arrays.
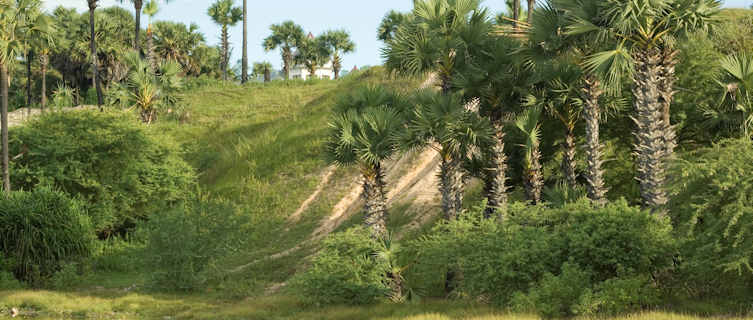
[[287, 167, 336, 223]]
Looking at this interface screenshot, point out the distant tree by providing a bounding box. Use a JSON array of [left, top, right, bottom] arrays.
[[153, 21, 205, 75], [322, 30, 355, 79], [295, 35, 331, 79], [252, 61, 272, 82], [208, 0, 242, 81], [377, 10, 409, 42], [263, 21, 304, 80]]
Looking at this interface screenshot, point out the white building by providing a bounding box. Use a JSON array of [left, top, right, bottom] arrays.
[[289, 33, 334, 80]]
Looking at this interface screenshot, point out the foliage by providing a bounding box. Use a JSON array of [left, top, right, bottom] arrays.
[[670, 139, 753, 293], [407, 200, 674, 315], [0, 187, 95, 284], [9, 110, 196, 235], [50, 83, 75, 108], [292, 227, 391, 305], [141, 197, 249, 291]]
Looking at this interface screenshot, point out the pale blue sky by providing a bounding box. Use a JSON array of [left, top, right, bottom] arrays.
[[45, 0, 752, 71]]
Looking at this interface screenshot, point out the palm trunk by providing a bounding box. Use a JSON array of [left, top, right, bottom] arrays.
[[439, 156, 463, 220], [527, 0, 534, 24], [40, 55, 48, 112], [512, 0, 520, 30], [523, 145, 543, 205], [362, 163, 388, 238], [133, 0, 142, 52], [89, 4, 104, 109], [222, 24, 229, 81], [283, 48, 291, 80], [562, 126, 577, 189], [582, 76, 608, 205], [484, 123, 509, 218], [26, 50, 33, 110], [632, 48, 674, 212], [264, 67, 271, 82], [333, 53, 341, 80], [241, 0, 248, 83], [146, 26, 156, 72], [1, 63, 9, 193], [658, 47, 678, 156], [440, 73, 451, 95]]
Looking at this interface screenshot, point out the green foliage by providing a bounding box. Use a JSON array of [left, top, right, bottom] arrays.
[[142, 197, 249, 291], [50, 83, 75, 109], [9, 110, 196, 235], [670, 138, 753, 292], [49, 262, 84, 290], [292, 227, 391, 305], [0, 187, 95, 284], [407, 200, 674, 315]]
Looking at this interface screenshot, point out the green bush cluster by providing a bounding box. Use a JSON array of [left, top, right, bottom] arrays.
[[406, 200, 673, 316], [292, 227, 392, 305], [0, 187, 95, 284], [9, 110, 196, 235], [141, 197, 250, 291]]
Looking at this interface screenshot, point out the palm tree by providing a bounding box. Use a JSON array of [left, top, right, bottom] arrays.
[[703, 53, 753, 138], [208, 0, 242, 81], [402, 90, 493, 219], [295, 35, 331, 79], [322, 30, 355, 80], [143, 0, 159, 71], [565, 0, 721, 210], [527, 0, 535, 24], [326, 86, 408, 238], [153, 21, 205, 75], [87, 0, 104, 108], [383, 0, 491, 94], [33, 15, 56, 112], [263, 21, 304, 80], [119, 0, 142, 51], [252, 61, 272, 82], [377, 10, 409, 42], [241, 0, 247, 83], [515, 106, 544, 205]]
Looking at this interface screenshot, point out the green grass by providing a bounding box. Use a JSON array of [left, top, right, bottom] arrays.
[[1, 291, 750, 320]]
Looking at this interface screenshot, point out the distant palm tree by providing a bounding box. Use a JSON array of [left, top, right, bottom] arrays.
[[322, 30, 355, 80], [208, 0, 242, 81], [87, 0, 104, 108], [326, 86, 409, 238], [377, 10, 409, 42], [295, 35, 331, 78], [241, 0, 248, 83], [263, 21, 304, 80], [252, 61, 272, 82], [515, 106, 543, 205], [143, 0, 159, 71]]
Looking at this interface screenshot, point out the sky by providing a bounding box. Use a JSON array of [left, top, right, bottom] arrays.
[[45, 0, 753, 72]]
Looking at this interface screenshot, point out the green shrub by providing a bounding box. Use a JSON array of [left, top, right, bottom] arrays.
[[9, 110, 196, 235], [407, 200, 674, 313], [49, 262, 85, 290], [292, 227, 391, 305], [670, 138, 753, 296], [0, 188, 95, 284], [142, 197, 248, 291]]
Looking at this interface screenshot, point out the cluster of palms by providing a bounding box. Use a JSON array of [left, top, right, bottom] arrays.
[[263, 21, 355, 80], [331, 0, 721, 238]]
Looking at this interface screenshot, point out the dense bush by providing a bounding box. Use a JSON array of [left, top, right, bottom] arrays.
[[670, 138, 753, 296], [0, 188, 95, 284], [292, 227, 391, 305], [9, 110, 196, 235], [141, 197, 249, 291], [406, 200, 674, 316]]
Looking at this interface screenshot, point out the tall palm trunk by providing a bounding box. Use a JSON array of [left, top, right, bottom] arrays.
[[582, 76, 608, 205], [26, 50, 33, 110], [133, 0, 143, 52], [484, 123, 509, 218], [632, 48, 675, 212], [1, 63, 9, 193], [88, 3, 104, 108], [40, 54, 48, 112], [439, 156, 464, 220], [362, 163, 387, 238], [658, 47, 678, 155], [282, 48, 292, 80], [527, 0, 534, 24], [264, 66, 271, 82], [562, 126, 577, 189], [241, 0, 248, 83], [222, 24, 229, 81], [523, 144, 543, 205], [512, 0, 520, 30], [146, 26, 156, 72]]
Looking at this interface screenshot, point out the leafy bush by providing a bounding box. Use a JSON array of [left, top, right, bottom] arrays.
[[407, 200, 674, 315], [0, 188, 95, 284], [9, 110, 196, 235], [292, 227, 391, 305], [141, 197, 249, 291], [670, 138, 753, 296]]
